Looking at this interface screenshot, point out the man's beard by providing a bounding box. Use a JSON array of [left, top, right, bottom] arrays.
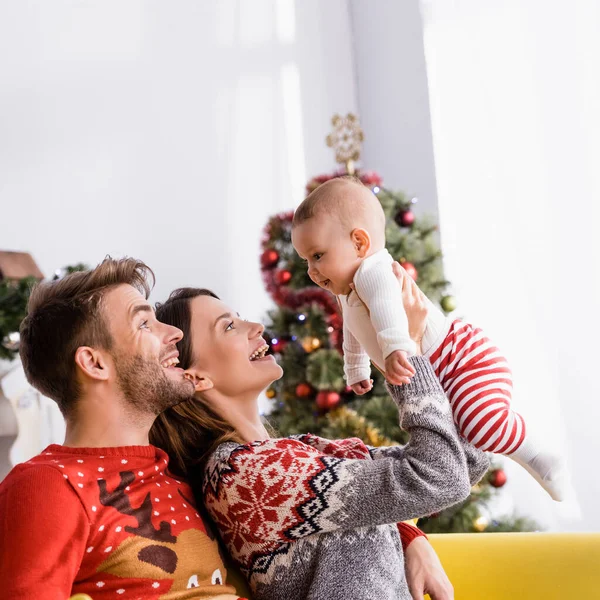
[[113, 352, 194, 416]]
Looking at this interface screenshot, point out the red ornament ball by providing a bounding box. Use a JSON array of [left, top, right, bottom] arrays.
[[271, 338, 288, 353], [261, 248, 279, 269], [402, 262, 418, 281], [316, 391, 341, 410], [295, 383, 313, 398], [275, 269, 292, 285], [395, 209, 415, 228], [489, 468, 507, 488]]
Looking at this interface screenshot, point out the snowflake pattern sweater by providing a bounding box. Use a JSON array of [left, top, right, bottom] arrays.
[[202, 357, 490, 600], [0, 444, 243, 600]]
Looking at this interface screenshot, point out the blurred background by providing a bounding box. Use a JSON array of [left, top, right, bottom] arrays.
[[1, 0, 599, 534]]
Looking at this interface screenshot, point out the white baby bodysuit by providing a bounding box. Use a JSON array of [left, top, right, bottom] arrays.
[[339, 249, 451, 385]]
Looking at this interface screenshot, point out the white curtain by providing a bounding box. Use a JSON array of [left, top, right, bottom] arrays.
[[421, 0, 600, 531]]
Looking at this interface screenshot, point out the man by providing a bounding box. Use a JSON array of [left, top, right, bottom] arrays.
[[0, 256, 453, 599]]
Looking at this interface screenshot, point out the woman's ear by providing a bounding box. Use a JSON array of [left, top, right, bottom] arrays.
[[74, 346, 110, 381], [184, 369, 214, 393], [351, 228, 371, 258]]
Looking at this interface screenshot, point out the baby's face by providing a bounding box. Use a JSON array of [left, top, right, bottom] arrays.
[[292, 215, 362, 296]]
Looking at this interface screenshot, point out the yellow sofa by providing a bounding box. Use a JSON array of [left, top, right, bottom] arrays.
[[71, 532, 600, 600], [429, 532, 600, 600]]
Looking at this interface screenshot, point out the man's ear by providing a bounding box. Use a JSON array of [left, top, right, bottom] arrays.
[[351, 228, 371, 258], [74, 346, 110, 382], [184, 369, 214, 393]]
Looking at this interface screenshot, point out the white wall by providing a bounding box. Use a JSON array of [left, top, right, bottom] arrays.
[[0, 0, 357, 320], [0, 0, 359, 464], [349, 0, 439, 218], [422, 0, 600, 531]]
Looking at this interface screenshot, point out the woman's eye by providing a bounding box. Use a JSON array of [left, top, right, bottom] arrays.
[[226, 321, 235, 331], [140, 320, 150, 330]]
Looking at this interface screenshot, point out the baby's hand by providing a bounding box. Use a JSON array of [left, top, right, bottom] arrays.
[[351, 379, 373, 395], [385, 350, 416, 386]]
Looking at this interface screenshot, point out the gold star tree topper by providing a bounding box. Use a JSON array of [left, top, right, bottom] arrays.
[[326, 113, 364, 175]]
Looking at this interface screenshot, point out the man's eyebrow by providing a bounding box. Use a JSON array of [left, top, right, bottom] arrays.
[[130, 303, 154, 319]]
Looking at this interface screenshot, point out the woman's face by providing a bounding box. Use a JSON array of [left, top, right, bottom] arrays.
[[187, 295, 283, 398]]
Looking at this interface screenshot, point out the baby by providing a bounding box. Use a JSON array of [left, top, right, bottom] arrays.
[[291, 176, 565, 501]]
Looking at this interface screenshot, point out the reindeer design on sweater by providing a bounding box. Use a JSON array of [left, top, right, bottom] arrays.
[[96, 471, 237, 599]]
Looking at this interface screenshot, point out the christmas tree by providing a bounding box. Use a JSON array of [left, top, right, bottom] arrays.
[[261, 114, 538, 534], [0, 262, 88, 360], [0, 276, 37, 360]]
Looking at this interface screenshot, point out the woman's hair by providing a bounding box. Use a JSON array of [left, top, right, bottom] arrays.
[[149, 288, 245, 486]]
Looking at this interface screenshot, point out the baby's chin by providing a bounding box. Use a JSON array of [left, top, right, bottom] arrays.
[[329, 282, 353, 296]]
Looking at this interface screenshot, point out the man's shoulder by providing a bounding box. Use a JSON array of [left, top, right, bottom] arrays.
[[3, 446, 81, 481], [0, 456, 74, 502]]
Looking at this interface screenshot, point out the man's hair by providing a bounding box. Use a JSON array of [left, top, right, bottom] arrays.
[[19, 257, 155, 416], [292, 175, 365, 228]]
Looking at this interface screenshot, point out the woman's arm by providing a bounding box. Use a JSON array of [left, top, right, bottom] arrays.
[[204, 357, 482, 544], [392, 261, 489, 486]]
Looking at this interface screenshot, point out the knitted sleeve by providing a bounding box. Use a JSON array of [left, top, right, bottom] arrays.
[[204, 357, 488, 547], [292, 435, 427, 549], [0, 464, 90, 599], [397, 521, 427, 552], [367, 418, 490, 488], [342, 319, 371, 385], [354, 253, 416, 358]]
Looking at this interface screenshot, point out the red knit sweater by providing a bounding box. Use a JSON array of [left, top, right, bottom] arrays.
[[0, 444, 242, 600]]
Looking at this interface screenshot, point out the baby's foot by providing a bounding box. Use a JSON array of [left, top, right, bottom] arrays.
[[513, 452, 567, 502]]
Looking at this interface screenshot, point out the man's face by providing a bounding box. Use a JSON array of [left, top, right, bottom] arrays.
[[102, 284, 194, 415]]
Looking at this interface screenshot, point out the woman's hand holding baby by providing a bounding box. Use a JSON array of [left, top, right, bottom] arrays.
[[392, 261, 428, 355]]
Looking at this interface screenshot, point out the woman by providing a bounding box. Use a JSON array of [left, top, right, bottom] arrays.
[[150, 269, 489, 600]]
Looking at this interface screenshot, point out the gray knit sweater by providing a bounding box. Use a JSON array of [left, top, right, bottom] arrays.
[[202, 357, 489, 600]]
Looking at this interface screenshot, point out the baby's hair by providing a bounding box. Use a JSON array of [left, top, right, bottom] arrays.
[[292, 175, 367, 228]]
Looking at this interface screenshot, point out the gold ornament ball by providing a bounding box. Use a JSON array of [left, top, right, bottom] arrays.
[[266, 388, 276, 399], [302, 336, 321, 353], [441, 295, 457, 313], [474, 515, 489, 532]]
